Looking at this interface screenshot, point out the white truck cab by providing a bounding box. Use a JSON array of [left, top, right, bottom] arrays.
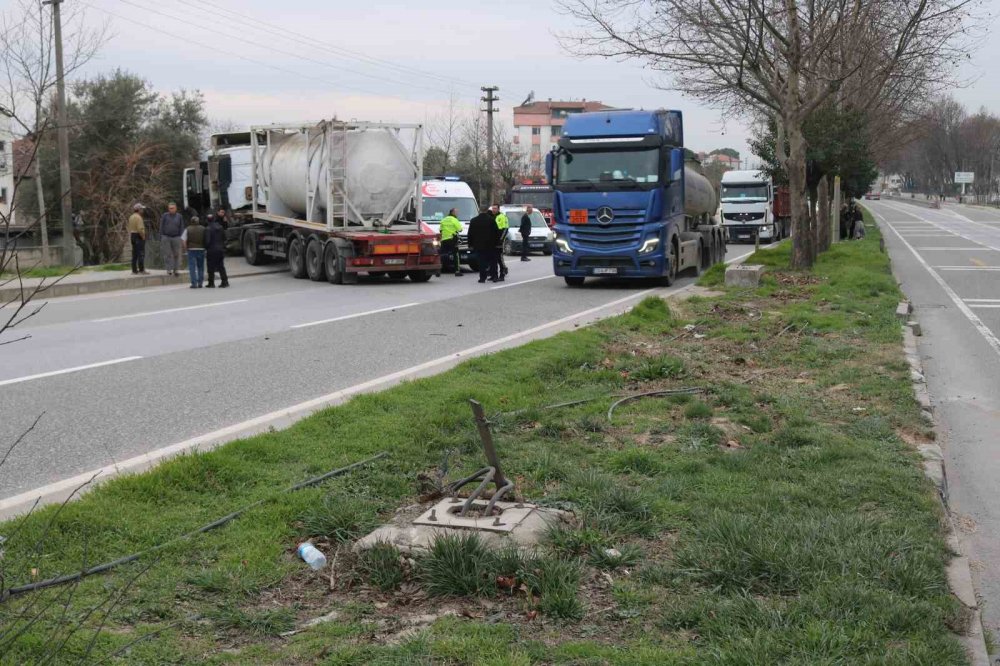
[[720, 170, 781, 243]]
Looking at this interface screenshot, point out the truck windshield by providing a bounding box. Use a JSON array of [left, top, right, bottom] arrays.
[[510, 190, 553, 209], [422, 197, 479, 222], [721, 184, 769, 201], [557, 148, 660, 189]]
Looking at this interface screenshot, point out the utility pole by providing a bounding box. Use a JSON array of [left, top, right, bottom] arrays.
[[44, 0, 74, 265], [481, 86, 498, 205]]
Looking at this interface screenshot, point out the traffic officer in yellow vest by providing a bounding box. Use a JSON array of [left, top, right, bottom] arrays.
[[491, 205, 509, 280], [439, 208, 463, 277]]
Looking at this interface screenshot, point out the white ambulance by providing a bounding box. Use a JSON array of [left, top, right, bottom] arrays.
[[421, 177, 479, 268]]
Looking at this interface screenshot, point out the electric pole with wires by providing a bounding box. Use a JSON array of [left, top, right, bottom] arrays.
[[481, 86, 498, 205], [43, 0, 75, 265]]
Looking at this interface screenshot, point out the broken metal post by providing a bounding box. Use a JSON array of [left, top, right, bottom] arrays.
[[469, 399, 508, 489]]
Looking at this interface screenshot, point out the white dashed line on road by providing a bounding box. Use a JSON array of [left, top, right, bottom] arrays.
[[0, 356, 143, 387], [91, 299, 248, 323], [290, 303, 421, 329]]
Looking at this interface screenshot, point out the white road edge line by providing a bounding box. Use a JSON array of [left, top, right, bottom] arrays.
[[937, 267, 1000, 271], [964, 299, 1000, 303], [290, 302, 421, 329], [0, 356, 143, 388], [490, 275, 556, 290], [968, 305, 1000, 309], [873, 208, 1000, 360], [91, 299, 249, 323], [0, 244, 768, 517], [912, 247, 995, 251]]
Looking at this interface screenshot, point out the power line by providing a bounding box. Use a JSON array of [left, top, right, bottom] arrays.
[[112, 0, 458, 98], [78, 1, 439, 112], [179, 0, 483, 93]]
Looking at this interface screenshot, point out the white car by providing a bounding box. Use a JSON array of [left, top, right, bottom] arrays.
[[500, 206, 554, 256]]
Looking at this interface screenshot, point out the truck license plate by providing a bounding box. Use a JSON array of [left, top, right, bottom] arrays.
[[592, 267, 618, 275], [384, 258, 405, 265]]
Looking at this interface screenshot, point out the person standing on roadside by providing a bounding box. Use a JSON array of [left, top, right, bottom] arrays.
[[182, 215, 207, 288], [206, 213, 230, 288], [127, 203, 148, 274], [519, 205, 534, 262], [216, 207, 230, 229], [468, 206, 500, 283], [491, 205, 509, 280], [160, 202, 185, 276], [439, 207, 463, 277]]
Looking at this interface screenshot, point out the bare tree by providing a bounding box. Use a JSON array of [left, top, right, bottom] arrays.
[[0, 0, 107, 266], [558, 0, 978, 268], [428, 93, 463, 174]]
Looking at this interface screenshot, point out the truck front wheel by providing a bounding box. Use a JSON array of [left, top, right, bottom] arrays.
[[664, 241, 678, 286], [306, 238, 326, 281], [323, 243, 343, 284], [288, 236, 308, 279]]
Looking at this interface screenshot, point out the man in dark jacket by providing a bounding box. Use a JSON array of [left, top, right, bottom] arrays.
[[160, 202, 185, 276], [467, 206, 501, 283], [205, 214, 229, 288], [519, 205, 534, 262]]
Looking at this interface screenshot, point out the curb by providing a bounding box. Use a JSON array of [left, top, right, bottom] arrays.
[[0, 266, 288, 301], [901, 304, 991, 665]]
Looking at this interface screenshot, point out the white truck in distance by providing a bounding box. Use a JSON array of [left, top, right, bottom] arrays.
[[720, 170, 787, 243]]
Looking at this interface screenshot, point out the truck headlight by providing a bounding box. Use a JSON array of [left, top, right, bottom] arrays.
[[638, 238, 660, 254], [555, 235, 572, 254]]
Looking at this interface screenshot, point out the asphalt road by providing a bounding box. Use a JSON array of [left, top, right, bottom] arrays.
[[868, 198, 1000, 635], [0, 245, 759, 510]]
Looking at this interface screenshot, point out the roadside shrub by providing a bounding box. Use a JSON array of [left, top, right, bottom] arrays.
[[772, 426, 825, 449], [588, 543, 642, 570], [683, 401, 714, 420], [609, 449, 664, 476], [300, 494, 377, 543], [359, 541, 406, 592], [524, 557, 584, 620], [420, 533, 496, 597]]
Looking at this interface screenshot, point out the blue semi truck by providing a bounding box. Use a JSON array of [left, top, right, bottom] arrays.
[[547, 109, 726, 287]]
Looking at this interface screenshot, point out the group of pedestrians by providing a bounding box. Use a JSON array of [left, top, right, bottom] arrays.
[[126, 202, 228, 288], [840, 200, 866, 240], [465, 204, 536, 283]]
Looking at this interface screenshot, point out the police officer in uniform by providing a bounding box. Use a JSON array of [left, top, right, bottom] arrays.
[[491, 205, 509, 280], [439, 208, 463, 277]]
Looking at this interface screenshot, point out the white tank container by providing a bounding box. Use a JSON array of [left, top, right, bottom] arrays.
[[264, 129, 413, 224], [684, 165, 718, 218]]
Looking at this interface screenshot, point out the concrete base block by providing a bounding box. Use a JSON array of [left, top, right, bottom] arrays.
[[725, 264, 765, 288], [355, 501, 571, 554], [907, 319, 923, 336]]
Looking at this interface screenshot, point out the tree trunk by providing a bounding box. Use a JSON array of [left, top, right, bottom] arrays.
[[32, 142, 50, 267], [788, 120, 814, 269], [816, 175, 831, 253]]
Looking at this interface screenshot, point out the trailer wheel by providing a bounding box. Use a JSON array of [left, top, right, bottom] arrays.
[[408, 270, 433, 283], [694, 241, 705, 276], [306, 238, 326, 281], [288, 236, 308, 279], [243, 230, 263, 266], [564, 276, 585, 287], [323, 243, 343, 284]]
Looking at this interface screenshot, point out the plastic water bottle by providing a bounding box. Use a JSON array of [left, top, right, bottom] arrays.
[[297, 542, 327, 570]]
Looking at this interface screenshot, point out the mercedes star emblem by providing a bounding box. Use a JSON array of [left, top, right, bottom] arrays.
[[596, 206, 614, 225]]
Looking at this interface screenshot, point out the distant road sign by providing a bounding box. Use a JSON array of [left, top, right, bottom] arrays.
[[955, 172, 975, 184]]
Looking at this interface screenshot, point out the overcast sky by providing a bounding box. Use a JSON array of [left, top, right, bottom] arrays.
[[71, 0, 1000, 162]]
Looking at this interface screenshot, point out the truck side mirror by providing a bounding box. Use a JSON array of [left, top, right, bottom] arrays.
[[545, 151, 554, 183], [669, 148, 684, 182]]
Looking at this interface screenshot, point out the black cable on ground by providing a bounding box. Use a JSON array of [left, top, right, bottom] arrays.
[[607, 388, 705, 422], [1, 452, 389, 601]]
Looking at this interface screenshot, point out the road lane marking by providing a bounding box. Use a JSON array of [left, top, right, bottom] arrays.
[[873, 209, 1000, 360], [91, 299, 248, 323], [489, 275, 557, 290], [0, 356, 143, 387], [290, 303, 421, 329], [912, 247, 994, 251], [965, 299, 1000, 303], [936, 267, 1000, 271], [967, 305, 1000, 309]]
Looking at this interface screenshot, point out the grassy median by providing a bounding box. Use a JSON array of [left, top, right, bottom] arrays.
[[0, 217, 969, 664]]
